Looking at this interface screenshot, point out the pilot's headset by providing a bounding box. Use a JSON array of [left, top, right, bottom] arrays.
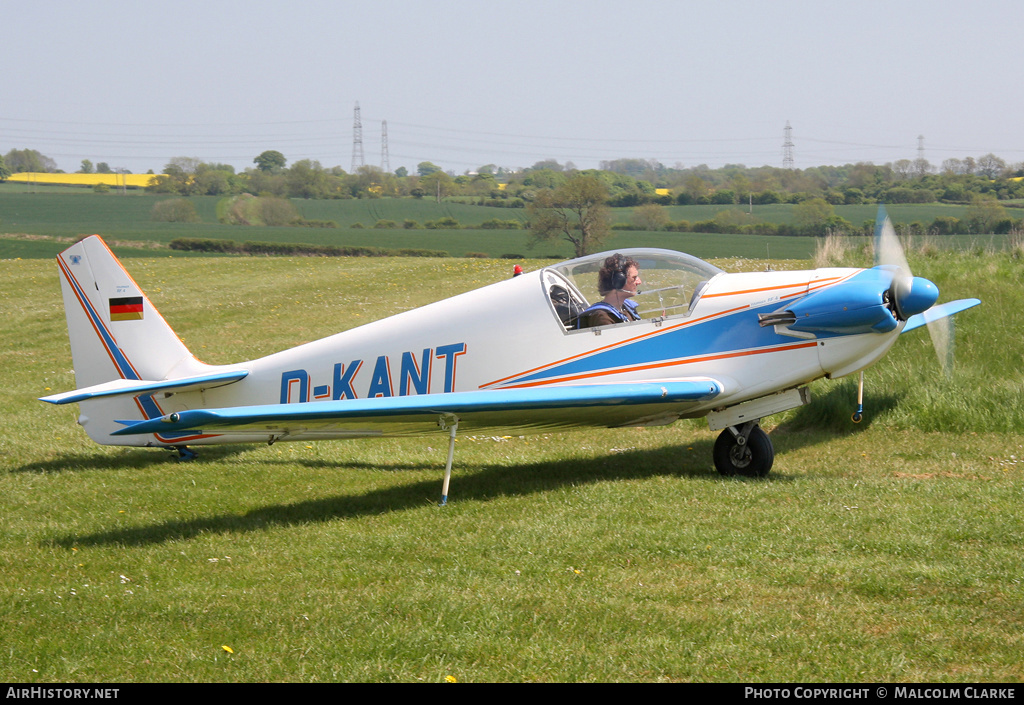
[[610, 254, 630, 291]]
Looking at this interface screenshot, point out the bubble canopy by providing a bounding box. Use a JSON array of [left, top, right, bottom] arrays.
[[546, 248, 725, 322]]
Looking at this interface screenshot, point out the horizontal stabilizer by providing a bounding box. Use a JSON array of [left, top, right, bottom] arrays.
[[902, 298, 981, 334], [39, 369, 249, 405], [112, 379, 722, 438]]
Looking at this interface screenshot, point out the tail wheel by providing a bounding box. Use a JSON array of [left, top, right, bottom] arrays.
[[713, 424, 774, 478]]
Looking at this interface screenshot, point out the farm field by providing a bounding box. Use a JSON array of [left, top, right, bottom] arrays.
[[1, 189, 1018, 261], [1, 248, 1021, 682]]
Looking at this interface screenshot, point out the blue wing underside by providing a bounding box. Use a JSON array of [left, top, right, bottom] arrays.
[[113, 380, 723, 440]]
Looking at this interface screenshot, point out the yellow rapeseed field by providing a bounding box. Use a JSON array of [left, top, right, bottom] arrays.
[[5, 172, 160, 188]]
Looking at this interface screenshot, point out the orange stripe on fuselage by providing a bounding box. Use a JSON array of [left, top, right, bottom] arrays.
[[483, 270, 859, 390], [481, 303, 750, 389], [699, 274, 848, 300], [498, 341, 819, 389]]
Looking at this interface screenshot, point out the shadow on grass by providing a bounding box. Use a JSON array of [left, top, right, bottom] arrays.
[[10, 445, 250, 474], [47, 438, 787, 549], [772, 381, 902, 447], [35, 386, 905, 550]]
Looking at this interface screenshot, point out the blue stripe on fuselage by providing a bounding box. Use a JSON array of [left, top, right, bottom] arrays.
[[503, 299, 824, 386], [503, 270, 891, 387]]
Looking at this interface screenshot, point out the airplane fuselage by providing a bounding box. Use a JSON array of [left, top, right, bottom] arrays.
[[137, 261, 898, 446]]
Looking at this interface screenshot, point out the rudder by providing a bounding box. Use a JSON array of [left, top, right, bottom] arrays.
[[55, 235, 209, 444]]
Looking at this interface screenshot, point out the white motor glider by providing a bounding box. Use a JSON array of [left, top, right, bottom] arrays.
[[41, 210, 979, 502]]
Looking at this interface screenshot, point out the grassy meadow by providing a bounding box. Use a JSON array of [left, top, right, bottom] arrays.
[[0, 189, 820, 261], [1, 243, 1022, 682], [2, 188, 1020, 261]]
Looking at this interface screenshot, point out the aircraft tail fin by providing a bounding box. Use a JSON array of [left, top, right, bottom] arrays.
[[52, 235, 215, 444]]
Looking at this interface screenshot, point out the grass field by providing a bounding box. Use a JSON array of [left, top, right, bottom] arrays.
[[2, 189, 1019, 261], [1, 246, 1021, 682]]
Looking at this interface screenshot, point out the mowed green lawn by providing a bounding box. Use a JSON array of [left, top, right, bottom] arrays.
[[1, 250, 1022, 682]]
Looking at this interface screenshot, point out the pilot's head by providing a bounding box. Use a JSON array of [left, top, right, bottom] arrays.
[[597, 254, 641, 296]]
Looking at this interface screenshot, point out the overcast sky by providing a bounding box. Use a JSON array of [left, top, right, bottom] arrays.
[[3, 0, 1022, 175]]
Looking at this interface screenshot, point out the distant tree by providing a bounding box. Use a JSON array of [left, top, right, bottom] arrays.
[[395, 166, 408, 178], [527, 173, 611, 257], [793, 197, 835, 234], [965, 195, 1007, 233], [417, 161, 443, 176], [976, 153, 1007, 179], [148, 157, 204, 195], [710, 189, 736, 205], [96, 162, 113, 174], [842, 187, 865, 204], [940, 182, 968, 203], [630, 203, 669, 231], [287, 159, 330, 199], [527, 159, 565, 172], [245, 169, 287, 198], [351, 165, 398, 198], [258, 196, 299, 226], [151, 198, 201, 223], [193, 167, 236, 196], [254, 150, 287, 173], [0, 155, 9, 181], [464, 171, 497, 196], [79, 159, 94, 174], [892, 159, 913, 180], [930, 216, 962, 235], [4, 148, 57, 173], [600, 158, 664, 178], [682, 174, 710, 204], [752, 190, 782, 205], [520, 168, 566, 191], [845, 162, 893, 191], [713, 209, 755, 232], [941, 158, 965, 175], [419, 170, 454, 202]]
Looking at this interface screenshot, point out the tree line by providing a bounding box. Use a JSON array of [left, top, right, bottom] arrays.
[[4, 148, 1023, 208], [142, 152, 1024, 207]]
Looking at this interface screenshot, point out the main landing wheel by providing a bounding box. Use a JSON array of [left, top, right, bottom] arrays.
[[713, 424, 774, 478]]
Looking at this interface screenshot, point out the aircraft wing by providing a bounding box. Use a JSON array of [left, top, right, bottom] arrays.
[[111, 379, 723, 439], [902, 298, 981, 333], [39, 370, 249, 405]]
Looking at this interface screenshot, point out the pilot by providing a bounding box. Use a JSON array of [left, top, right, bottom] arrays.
[[577, 253, 642, 328]]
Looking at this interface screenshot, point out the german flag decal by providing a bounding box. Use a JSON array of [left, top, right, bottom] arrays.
[[109, 296, 144, 321]]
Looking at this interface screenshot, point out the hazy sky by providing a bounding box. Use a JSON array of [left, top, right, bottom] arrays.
[[3, 0, 1022, 175]]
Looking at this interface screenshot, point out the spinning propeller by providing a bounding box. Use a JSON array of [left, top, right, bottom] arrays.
[[873, 205, 952, 375], [851, 206, 953, 423]]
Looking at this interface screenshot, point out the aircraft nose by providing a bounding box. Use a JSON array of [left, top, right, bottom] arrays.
[[892, 275, 938, 320]]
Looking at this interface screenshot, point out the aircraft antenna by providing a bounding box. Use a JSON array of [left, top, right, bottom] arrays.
[[351, 102, 365, 172], [381, 120, 390, 173], [783, 121, 795, 170]]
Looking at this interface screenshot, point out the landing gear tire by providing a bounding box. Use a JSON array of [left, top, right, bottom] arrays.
[[713, 425, 774, 478]]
